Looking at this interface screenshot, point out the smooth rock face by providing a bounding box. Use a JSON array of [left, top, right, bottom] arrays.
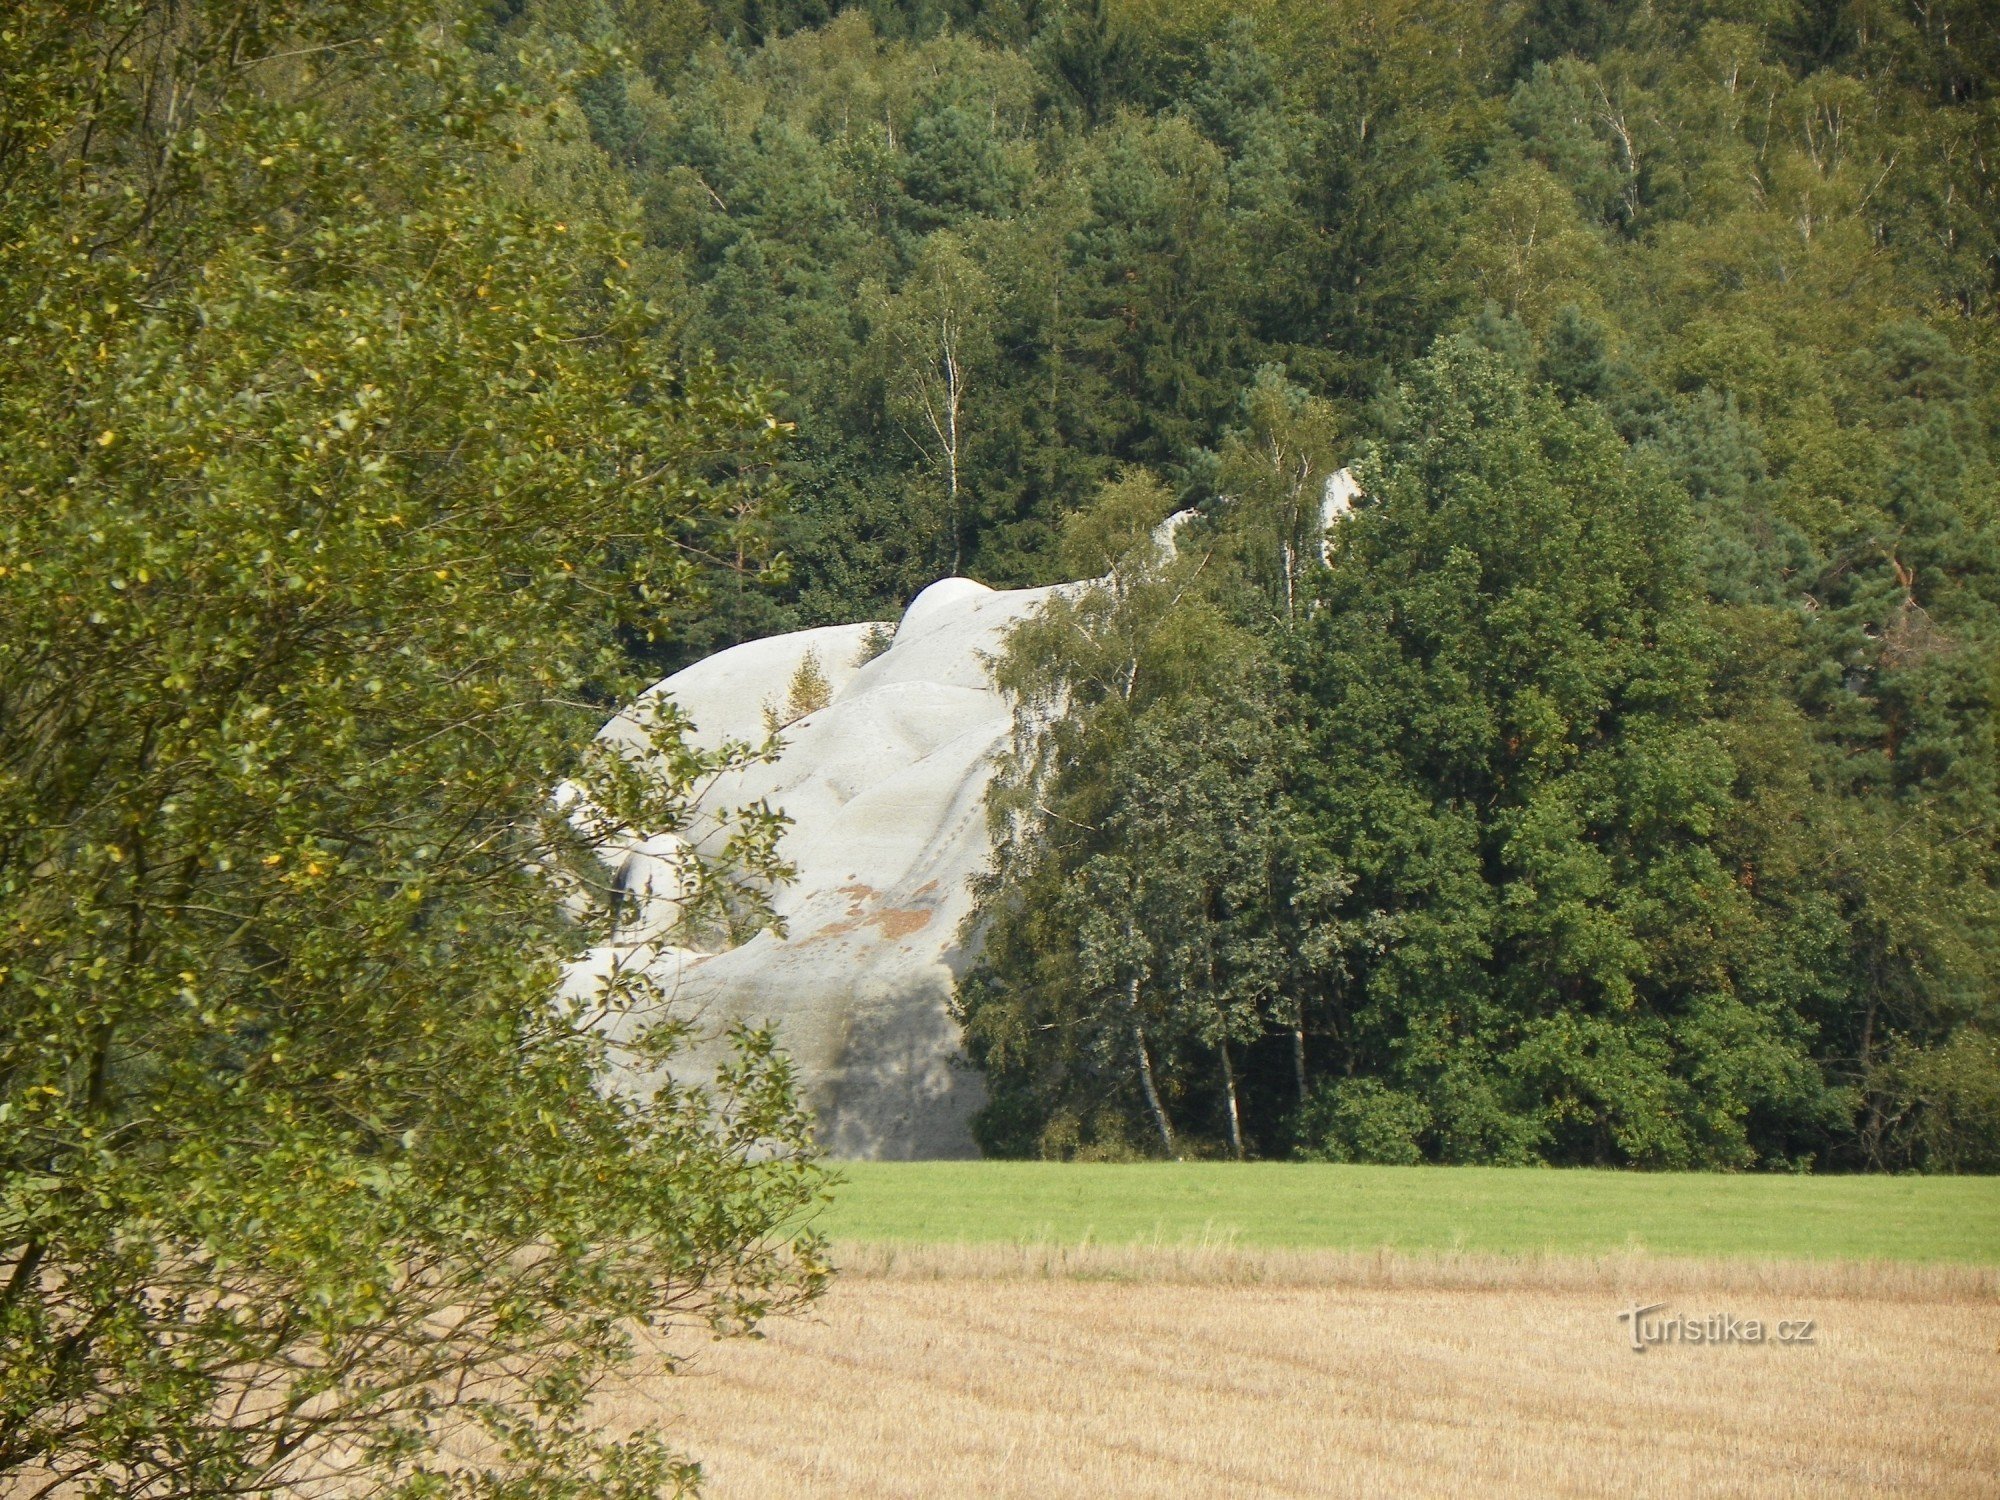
[[574, 577, 1064, 1159]]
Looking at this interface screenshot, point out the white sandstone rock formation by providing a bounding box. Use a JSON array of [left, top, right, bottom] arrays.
[[1319, 467, 1362, 563], [569, 576, 1067, 1158], [565, 501, 1290, 1158]]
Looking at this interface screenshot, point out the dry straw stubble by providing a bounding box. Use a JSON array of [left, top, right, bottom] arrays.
[[609, 1242, 1999, 1499]]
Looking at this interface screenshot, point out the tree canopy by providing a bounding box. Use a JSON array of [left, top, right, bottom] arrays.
[[1, 2, 823, 1494], [483, 0, 1999, 1170]]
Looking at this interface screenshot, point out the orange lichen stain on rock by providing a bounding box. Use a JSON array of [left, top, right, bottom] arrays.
[[867, 907, 934, 941], [803, 916, 862, 944], [798, 892, 933, 945]]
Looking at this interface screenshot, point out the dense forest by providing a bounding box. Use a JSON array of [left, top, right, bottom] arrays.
[[507, 0, 2000, 1171]]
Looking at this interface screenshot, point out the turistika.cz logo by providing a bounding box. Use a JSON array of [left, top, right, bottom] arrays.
[[1615, 1302, 1818, 1353]]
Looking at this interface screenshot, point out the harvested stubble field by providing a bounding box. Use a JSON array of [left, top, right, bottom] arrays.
[[615, 1243, 2000, 1499]]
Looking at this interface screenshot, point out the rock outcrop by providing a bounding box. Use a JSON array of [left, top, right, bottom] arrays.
[[568, 576, 1062, 1159], [567, 472, 1356, 1159]]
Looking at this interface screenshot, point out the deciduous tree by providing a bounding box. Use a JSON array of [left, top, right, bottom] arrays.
[[0, 3, 823, 1494]]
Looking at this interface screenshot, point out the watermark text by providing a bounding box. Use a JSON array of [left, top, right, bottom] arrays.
[[1615, 1301, 1817, 1353]]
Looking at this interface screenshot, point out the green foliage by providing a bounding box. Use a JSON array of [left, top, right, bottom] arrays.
[[508, 0, 1994, 653], [480, 0, 1506, 637], [969, 314, 1994, 1169], [1054, 465, 1178, 576], [0, 2, 823, 1493], [1292, 338, 1795, 1169], [959, 471, 1329, 1159], [1201, 365, 1344, 630], [768, 647, 833, 729], [1293, 1079, 1431, 1166], [930, 0, 1999, 1171], [1876, 1031, 2000, 1175], [855, 620, 897, 662]]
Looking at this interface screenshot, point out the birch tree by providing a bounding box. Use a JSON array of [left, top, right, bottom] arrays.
[[956, 472, 1298, 1158], [877, 236, 992, 576], [1212, 365, 1345, 630]]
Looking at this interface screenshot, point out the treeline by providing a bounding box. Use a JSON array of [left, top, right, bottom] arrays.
[[521, 0, 2000, 1168]]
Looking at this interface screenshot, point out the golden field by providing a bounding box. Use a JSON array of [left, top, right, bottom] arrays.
[[614, 1244, 2000, 1499]]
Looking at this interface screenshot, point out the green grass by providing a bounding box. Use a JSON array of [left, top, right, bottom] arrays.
[[820, 1162, 2000, 1263]]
